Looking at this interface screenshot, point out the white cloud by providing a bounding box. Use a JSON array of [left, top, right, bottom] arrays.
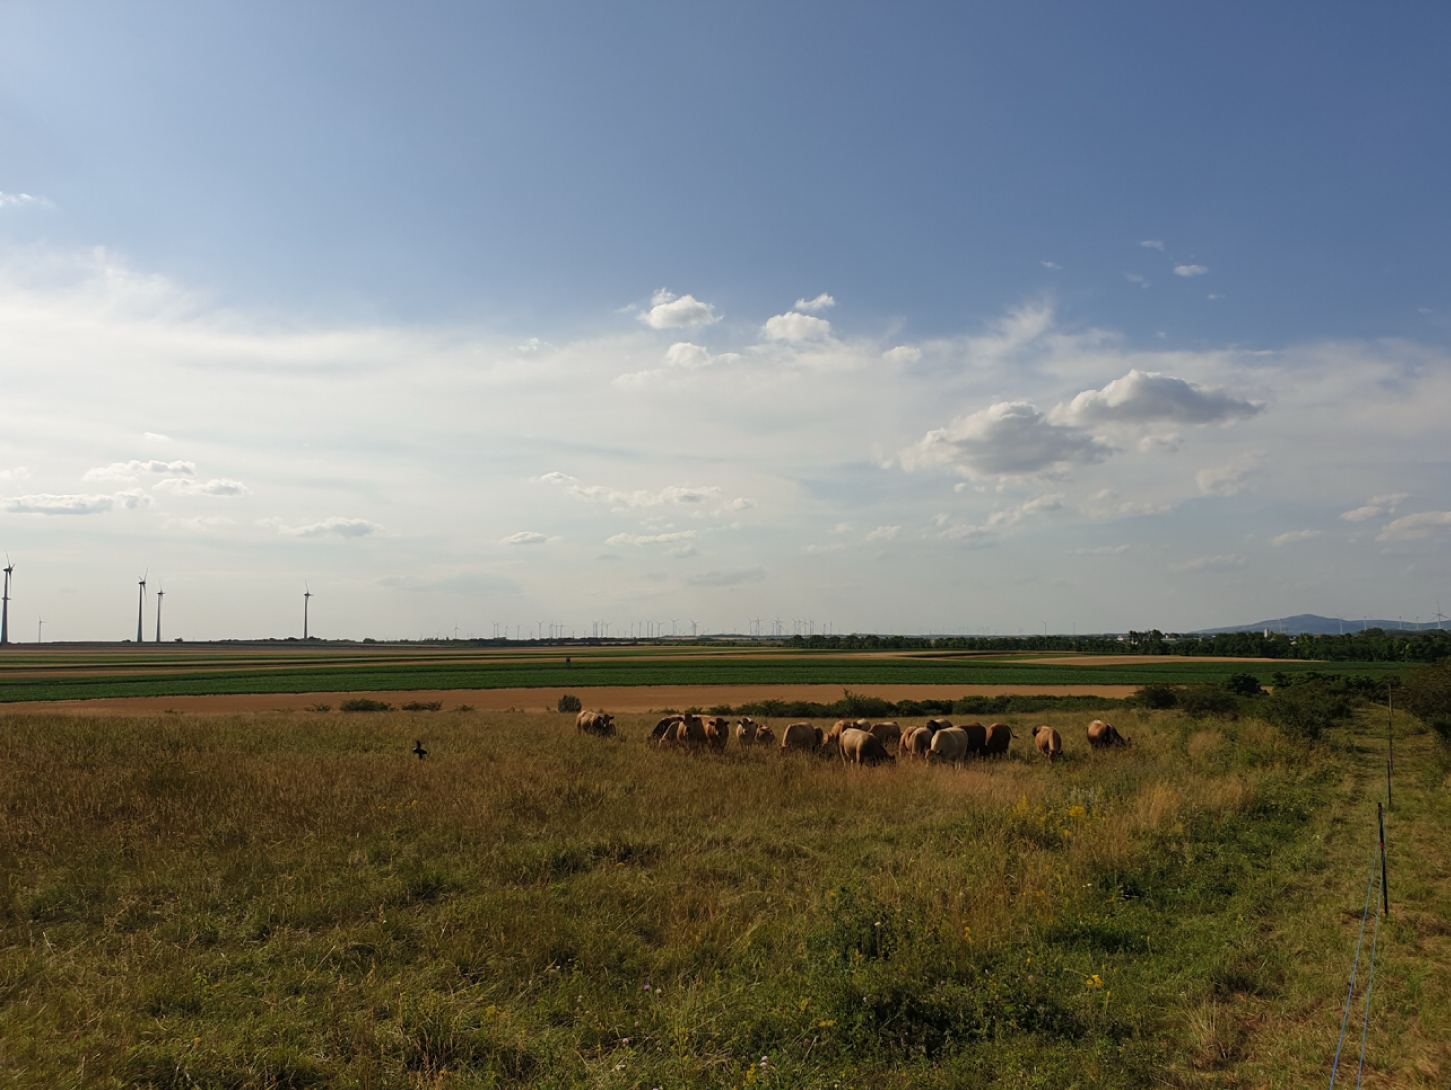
[[865, 525, 900, 541], [1137, 432, 1183, 453], [763, 311, 832, 341], [143, 432, 171, 442], [903, 401, 1110, 479], [537, 473, 722, 510], [794, 293, 835, 312], [724, 497, 756, 510], [1377, 511, 1451, 542], [1041, 261, 1062, 271], [1170, 554, 1246, 572], [987, 494, 1065, 528], [3, 493, 115, 515], [1196, 458, 1261, 496], [663, 342, 712, 369], [1075, 544, 1131, 555], [154, 477, 249, 496], [882, 345, 922, 365], [605, 530, 698, 546], [1174, 264, 1209, 278], [639, 289, 719, 329], [114, 489, 152, 509], [1125, 273, 1150, 288], [614, 340, 741, 385], [1057, 370, 1260, 426], [503, 531, 547, 545], [0, 192, 42, 209], [802, 542, 847, 553], [1271, 529, 1322, 546], [0, 467, 28, 482], [280, 517, 380, 538], [1341, 493, 1408, 522], [686, 567, 765, 586], [940, 524, 992, 543], [1140, 240, 1165, 250], [84, 459, 196, 481]]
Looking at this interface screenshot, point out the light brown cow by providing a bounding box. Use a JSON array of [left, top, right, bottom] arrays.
[[929, 725, 970, 763], [703, 716, 730, 749], [900, 725, 934, 758], [735, 717, 760, 745], [753, 724, 776, 747], [652, 714, 684, 740], [868, 721, 902, 749], [982, 722, 1014, 758], [1032, 725, 1062, 764], [660, 714, 708, 747], [839, 728, 895, 766], [828, 718, 872, 743], [1086, 720, 1130, 748], [576, 710, 616, 736], [781, 722, 822, 752]]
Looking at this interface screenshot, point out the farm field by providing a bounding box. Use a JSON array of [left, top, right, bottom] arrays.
[[0, 642, 1408, 704], [0, 704, 1446, 1087]]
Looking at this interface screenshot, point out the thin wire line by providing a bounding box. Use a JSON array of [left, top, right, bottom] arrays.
[[1329, 842, 1380, 1089]]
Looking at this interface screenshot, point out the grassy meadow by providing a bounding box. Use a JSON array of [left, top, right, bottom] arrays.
[[1, 704, 1447, 1087]]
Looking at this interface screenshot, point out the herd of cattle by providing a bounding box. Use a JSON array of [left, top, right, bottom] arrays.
[[575, 710, 1130, 765]]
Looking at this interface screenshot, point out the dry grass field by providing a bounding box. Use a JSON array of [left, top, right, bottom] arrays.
[[0, 704, 1446, 1088]]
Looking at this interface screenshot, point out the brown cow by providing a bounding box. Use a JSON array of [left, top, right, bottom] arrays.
[[1086, 720, 1130, 748], [576, 710, 616, 736], [839, 728, 895, 766], [827, 718, 871, 743], [703, 716, 730, 749], [900, 725, 934, 758], [929, 725, 970, 763], [735, 717, 759, 745], [753, 724, 776, 747], [781, 722, 821, 752], [868, 721, 902, 749], [652, 714, 684, 740], [982, 722, 1014, 758], [924, 717, 953, 735], [1032, 725, 1062, 764], [661, 714, 708, 747]]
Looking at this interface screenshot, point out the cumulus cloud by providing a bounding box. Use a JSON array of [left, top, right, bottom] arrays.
[[503, 531, 547, 545], [1056, 370, 1261, 426], [794, 293, 835, 312], [1170, 553, 1246, 572], [1138, 432, 1183, 453], [279, 517, 380, 538], [537, 472, 721, 510], [154, 477, 249, 496], [1196, 458, 1261, 496], [1377, 511, 1451, 542], [763, 311, 832, 341], [0, 467, 28, 482], [1271, 529, 1323, 546], [865, 525, 900, 541], [3, 493, 116, 515], [1174, 264, 1209, 277], [1140, 240, 1165, 250], [85, 459, 196, 480], [987, 494, 1065, 528], [0, 192, 42, 209], [902, 401, 1110, 479], [605, 530, 698, 546], [882, 345, 922, 365], [724, 497, 756, 511], [614, 340, 742, 385], [639, 289, 719, 329], [1341, 493, 1408, 522], [686, 567, 765, 587]]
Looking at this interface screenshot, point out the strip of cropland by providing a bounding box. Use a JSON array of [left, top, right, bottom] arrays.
[[0, 642, 1409, 703]]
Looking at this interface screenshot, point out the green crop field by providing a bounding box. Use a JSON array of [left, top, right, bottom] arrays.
[[0, 642, 1411, 703], [1, 703, 1447, 1087]]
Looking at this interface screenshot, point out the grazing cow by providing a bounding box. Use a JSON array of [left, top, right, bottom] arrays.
[[839, 728, 895, 766], [958, 721, 987, 757], [900, 725, 934, 758], [982, 722, 1014, 758], [868, 721, 902, 749], [652, 715, 684, 740], [781, 722, 822, 752], [1086, 719, 1130, 748], [924, 717, 953, 735], [828, 718, 870, 743], [703, 716, 730, 749], [929, 725, 970, 763], [576, 710, 616, 736], [736, 717, 760, 745], [753, 724, 775, 746], [1032, 725, 1063, 764], [661, 714, 708, 747]]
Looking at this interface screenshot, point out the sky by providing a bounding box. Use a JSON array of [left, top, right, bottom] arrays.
[[1, 1, 1449, 641]]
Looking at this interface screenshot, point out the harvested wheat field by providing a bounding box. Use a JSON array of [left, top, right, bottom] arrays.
[[0, 705, 1447, 1088]]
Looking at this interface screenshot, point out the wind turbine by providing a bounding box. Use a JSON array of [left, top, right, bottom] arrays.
[[136, 571, 147, 644], [155, 588, 164, 643], [37, 617, 43, 643], [304, 584, 312, 639], [1, 553, 13, 646], [1436, 601, 1447, 631]]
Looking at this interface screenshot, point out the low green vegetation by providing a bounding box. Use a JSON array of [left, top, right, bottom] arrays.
[[2, 701, 1446, 1086]]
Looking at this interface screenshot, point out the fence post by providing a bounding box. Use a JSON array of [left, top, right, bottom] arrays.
[[1378, 802, 1389, 917]]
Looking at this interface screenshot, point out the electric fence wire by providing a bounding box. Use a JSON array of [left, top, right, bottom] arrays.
[[1354, 866, 1383, 1090], [1328, 840, 1381, 1090]]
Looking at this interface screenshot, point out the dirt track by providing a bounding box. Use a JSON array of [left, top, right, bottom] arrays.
[[0, 683, 1140, 716]]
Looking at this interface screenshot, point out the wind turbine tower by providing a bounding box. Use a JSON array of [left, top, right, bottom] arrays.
[[136, 571, 147, 644], [155, 589, 164, 643], [1, 554, 12, 646], [304, 585, 312, 639]]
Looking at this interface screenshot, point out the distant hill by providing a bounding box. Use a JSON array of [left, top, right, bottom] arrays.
[[1194, 614, 1444, 636]]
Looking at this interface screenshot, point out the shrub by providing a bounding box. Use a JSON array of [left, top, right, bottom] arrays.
[[401, 701, 443, 712], [1399, 663, 1451, 727], [1133, 684, 1178, 709], [557, 694, 582, 713], [1176, 685, 1241, 719], [339, 698, 393, 713], [1260, 682, 1352, 741], [1223, 672, 1263, 697]]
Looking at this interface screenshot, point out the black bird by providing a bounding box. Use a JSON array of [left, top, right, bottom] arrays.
[[412, 740, 428, 760]]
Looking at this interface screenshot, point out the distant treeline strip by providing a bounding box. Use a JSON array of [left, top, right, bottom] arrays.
[[0, 656, 1411, 703]]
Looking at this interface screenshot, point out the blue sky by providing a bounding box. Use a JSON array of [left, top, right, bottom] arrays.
[[1, 2, 1449, 639]]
